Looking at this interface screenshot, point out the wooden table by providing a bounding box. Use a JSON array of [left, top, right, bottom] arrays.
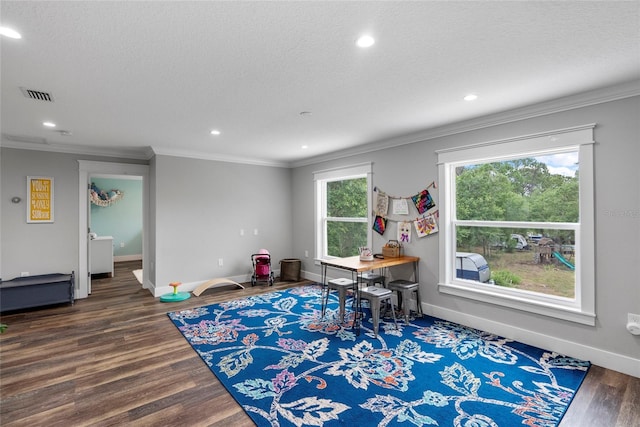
[[320, 255, 420, 334]]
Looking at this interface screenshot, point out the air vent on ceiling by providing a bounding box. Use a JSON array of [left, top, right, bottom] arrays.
[[20, 87, 54, 102]]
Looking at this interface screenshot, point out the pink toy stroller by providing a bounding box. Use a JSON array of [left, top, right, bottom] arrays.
[[251, 249, 275, 286]]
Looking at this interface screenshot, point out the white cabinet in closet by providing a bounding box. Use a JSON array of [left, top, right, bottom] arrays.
[[91, 236, 114, 277]]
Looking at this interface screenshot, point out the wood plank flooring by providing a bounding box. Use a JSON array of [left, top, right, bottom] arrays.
[[1, 261, 638, 427]]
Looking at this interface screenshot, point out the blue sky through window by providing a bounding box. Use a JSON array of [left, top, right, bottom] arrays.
[[535, 152, 578, 177]]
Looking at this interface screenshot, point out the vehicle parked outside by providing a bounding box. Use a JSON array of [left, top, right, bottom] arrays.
[[456, 252, 492, 283], [511, 234, 529, 250], [492, 233, 530, 251]]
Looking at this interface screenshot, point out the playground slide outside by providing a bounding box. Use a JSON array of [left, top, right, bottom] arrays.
[[552, 251, 575, 270]]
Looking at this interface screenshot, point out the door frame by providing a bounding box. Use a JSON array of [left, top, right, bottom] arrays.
[[78, 160, 150, 299]]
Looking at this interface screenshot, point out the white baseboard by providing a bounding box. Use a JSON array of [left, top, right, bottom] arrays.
[[114, 254, 142, 262], [421, 301, 640, 378], [151, 269, 318, 297]]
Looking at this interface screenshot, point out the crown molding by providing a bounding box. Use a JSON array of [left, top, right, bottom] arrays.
[[150, 146, 289, 168], [0, 136, 153, 161], [291, 79, 640, 168]]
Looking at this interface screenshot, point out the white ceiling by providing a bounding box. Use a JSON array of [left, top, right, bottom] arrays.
[[1, 1, 639, 167]]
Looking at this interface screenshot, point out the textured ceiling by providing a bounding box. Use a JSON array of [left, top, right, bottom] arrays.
[[1, 1, 639, 166]]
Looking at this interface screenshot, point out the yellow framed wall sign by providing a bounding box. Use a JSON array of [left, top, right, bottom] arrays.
[[27, 176, 54, 223]]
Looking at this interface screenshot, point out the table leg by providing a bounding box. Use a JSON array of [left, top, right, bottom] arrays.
[[352, 271, 360, 336], [414, 260, 423, 318], [320, 264, 328, 318]]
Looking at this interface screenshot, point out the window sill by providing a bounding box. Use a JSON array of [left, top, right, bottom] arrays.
[[438, 281, 596, 326]]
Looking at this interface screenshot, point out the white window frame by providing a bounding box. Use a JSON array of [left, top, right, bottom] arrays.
[[436, 124, 595, 325], [314, 163, 373, 261]]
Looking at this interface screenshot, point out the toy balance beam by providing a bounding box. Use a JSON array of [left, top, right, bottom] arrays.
[[192, 278, 245, 296]]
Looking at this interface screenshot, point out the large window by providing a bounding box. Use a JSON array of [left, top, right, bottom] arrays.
[[314, 163, 372, 259], [437, 125, 595, 325]]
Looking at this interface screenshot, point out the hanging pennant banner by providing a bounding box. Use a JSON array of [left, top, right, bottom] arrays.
[[375, 190, 389, 215], [411, 189, 435, 214], [414, 211, 439, 237], [372, 215, 387, 235]]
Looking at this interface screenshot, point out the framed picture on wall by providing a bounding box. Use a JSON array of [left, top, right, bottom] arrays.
[[27, 176, 54, 223]]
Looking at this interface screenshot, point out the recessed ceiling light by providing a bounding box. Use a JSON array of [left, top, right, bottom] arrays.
[[356, 35, 375, 48], [301, 145, 308, 149], [210, 129, 221, 135], [299, 111, 312, 116], [43, 121, 56, 128], [464, 94, 478, 101], [0, 26, 22, 39]]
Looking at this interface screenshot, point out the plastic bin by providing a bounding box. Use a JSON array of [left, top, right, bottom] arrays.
[[279, 259, 301, 281]]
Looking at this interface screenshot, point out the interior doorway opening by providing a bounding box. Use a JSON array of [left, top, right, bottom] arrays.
[[89, 174, 143, 292], [78, 161, 150, 299]]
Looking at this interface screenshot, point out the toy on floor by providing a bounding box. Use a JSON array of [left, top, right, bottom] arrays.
[[251, 249, 275, 286], [160, 281, 191, 302], [192, 278, 245, 296]]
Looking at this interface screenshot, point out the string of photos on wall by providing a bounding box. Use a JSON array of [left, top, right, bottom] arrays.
[[373, 181, 439, 243]]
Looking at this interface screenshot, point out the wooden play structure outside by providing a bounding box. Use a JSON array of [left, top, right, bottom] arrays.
[[534, 238, 575, 270], [534, 238, 555, 264]]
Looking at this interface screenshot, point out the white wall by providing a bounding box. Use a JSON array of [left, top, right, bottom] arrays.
[[292, 96, 640, 376], [151, 155, 293, 294]]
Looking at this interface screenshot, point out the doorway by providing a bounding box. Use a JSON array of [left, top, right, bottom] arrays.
[[78, 161, 149, 299], [89, 175, 143, 292]]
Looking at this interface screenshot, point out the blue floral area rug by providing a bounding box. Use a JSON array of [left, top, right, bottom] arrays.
[[168, 284, 590, 427]]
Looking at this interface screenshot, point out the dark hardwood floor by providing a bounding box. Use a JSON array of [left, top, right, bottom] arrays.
[[1, 261, 638, 426]]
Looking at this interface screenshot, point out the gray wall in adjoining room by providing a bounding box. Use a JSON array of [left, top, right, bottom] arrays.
[[152, 155, 293, 288], [291, 96, 640, 363]]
